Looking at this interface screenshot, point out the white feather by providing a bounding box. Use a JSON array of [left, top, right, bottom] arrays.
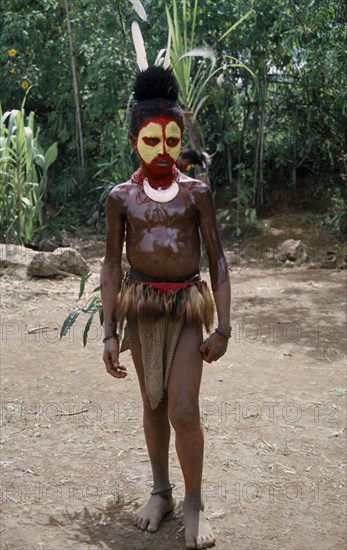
[[129, 0, 148, 22], [216, 72, 224, 88], [154, 48, 166, 66], [163, 27, 172, 69], [131, 21, 148, 71], [174, 47, 216, 70]]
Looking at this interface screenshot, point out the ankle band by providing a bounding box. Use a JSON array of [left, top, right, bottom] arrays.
[[151, 483, 175, 496]]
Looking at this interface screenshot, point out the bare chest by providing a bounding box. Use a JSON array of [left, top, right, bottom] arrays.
[[124, 188, 197, 232]]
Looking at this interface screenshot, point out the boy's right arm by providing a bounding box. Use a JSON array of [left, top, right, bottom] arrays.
[[100, 191, 127, 378]]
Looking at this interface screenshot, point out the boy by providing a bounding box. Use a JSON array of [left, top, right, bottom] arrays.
[[100, 66, 230, 549]]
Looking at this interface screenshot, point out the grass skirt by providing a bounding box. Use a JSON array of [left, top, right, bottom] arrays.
[[116, 278, 214, 408]]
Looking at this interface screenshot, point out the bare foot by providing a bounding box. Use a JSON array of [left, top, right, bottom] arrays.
[[133, 492, 175, 532], [183, 500, 215, 549]]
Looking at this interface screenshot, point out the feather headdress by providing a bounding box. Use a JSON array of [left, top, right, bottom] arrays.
[[129, 19, 213, 135], [131, 21, 149, 71], [130, 22, 179, 109], [133, 66, 179, 102], [129, 0, 149, 25]]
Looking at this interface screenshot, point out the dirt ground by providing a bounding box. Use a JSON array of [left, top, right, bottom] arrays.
[[1, 215, 346, 550]]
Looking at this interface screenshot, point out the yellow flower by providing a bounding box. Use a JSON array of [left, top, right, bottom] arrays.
[[10, 68, 16, 75], [8, 49, 17, 57], [21, 81, 29, 90]]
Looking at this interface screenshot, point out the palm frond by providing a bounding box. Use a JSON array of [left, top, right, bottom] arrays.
[[60, 309, 80, 339], [79, 270, 92, 299], [224, 56, 258, 86], [192, 96, 209, 123], [218, 10, 254, 43], [83, 313, 95, 347]]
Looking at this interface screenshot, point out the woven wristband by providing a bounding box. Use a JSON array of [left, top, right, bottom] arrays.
[[103, 333, 119, 343], [215, 327, 232, 339]]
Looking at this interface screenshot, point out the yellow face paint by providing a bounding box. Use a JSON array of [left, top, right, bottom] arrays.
[[136, 117, 182, 170]]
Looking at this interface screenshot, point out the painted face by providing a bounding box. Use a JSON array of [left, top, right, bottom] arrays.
[[135, 116, 182, 175]]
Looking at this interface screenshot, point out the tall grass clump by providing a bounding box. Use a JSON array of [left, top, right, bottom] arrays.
[[0, 91, 58, 244]]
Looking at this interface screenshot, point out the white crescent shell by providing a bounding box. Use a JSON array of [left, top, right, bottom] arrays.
[[143, 178, 179, 203]]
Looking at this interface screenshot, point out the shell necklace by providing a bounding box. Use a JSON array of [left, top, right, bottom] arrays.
[[132, 166, 180, 203]]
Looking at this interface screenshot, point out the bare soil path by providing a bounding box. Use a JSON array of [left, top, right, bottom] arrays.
[[1, 228, 346, 549]]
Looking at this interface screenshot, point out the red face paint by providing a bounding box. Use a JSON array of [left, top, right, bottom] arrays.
[[136, 117, 182, 177]]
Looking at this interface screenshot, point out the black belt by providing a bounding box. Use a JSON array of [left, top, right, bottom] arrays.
[[128, 267, 200, 283]]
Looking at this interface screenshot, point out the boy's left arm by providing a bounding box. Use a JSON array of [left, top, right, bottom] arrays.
[[195, 183, 231, 363]]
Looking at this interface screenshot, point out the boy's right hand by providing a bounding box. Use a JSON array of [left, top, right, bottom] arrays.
[[103, 339, 127, 378]]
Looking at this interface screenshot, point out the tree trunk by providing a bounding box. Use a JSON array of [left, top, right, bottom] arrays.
[[292, 103, 297, 194], [258, 67, 267, 206], [253, 63, 267, 206], [183, 112, 210, 186], [64, 0, 86, 178]]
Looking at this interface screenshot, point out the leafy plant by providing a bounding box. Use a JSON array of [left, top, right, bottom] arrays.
[[216, 208, 233, 226], [60, 271, 103, 347], [244, 207, 260, 230], [60, 271, 131, 348], [167, 1, 253, 115], [1, 0, 345, 216], [0, 90, 57, 243], [324, 194, 347, 233], [165, 0, 254, 151], [91, 121, 132, 218]]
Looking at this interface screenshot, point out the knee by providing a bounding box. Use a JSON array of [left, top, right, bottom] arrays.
[[141, 390, 153, 410], [142, 392, 168, 417], [169, 402, 200, 432]]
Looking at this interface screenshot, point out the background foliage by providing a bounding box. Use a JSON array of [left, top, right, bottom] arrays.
[[1, 0, 346, 241]]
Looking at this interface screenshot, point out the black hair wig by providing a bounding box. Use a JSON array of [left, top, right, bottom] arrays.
[[129, 66, 185, 135]]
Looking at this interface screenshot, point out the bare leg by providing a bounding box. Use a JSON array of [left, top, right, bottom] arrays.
[[127, 319, 175, 532], [168, 323, 215, 549]]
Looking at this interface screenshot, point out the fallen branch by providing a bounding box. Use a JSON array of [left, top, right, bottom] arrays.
[[27, 326, 58, 334], [55, 409, 89, 417]]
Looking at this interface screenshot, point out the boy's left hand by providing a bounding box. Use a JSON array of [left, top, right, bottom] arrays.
[[199, 331, 229, 363]]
